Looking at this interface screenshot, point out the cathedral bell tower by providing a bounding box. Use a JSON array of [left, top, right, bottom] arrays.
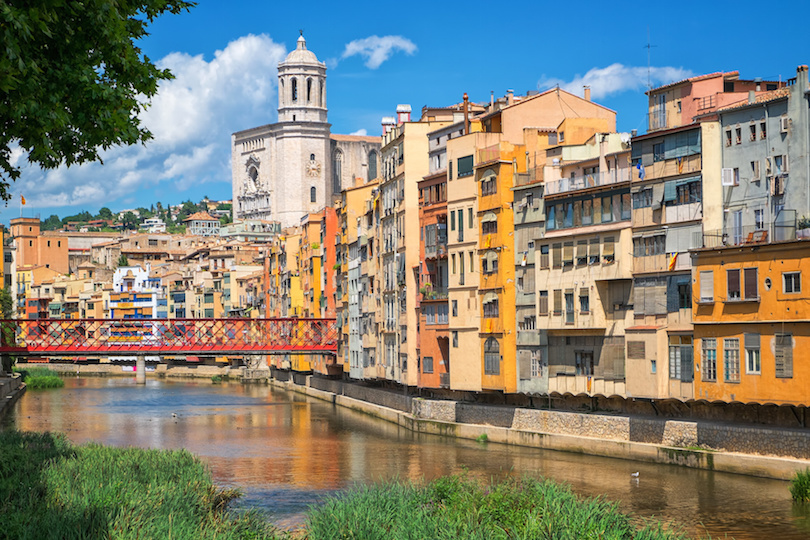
[[277, 33, 327, 123]]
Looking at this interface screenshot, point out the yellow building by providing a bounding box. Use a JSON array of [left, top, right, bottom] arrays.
[[692, 238, 810, 405]]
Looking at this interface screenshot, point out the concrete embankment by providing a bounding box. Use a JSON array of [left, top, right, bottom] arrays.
[[269, 374, 810, 481], [0, 374, 25, 418], [16, 362, 231, 379]]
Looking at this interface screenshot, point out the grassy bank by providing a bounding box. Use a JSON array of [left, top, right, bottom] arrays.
[[305, 474, 692, 540], [0, 430, 278, 539], [13, 367, 65, 389]]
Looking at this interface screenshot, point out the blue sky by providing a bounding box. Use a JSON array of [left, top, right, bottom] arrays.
[[6, 0, 810, 223]]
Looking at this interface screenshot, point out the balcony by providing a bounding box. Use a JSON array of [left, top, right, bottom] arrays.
[[701, 223, 797, 249], [420, 286, 449, 301], [514, 168, 542, 187], [517, 330, 541, 346], [545, 169, 630, 197], [665, 202, 702, 224], [476, 144, 501, 164], [516, 291, 535, 307], [647, 109, 669, 132]]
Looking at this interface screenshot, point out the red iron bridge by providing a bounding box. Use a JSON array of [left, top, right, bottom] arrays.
[[0, 318, 339, 358]]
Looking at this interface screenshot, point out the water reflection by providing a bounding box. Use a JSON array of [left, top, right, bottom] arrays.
[[6, 377, 810, 539]]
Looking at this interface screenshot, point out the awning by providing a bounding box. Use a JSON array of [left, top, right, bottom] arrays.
[[482, 292, 498, 304], [481, 212, 497, 223]]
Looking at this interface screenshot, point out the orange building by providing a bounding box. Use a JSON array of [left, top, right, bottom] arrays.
[[692, 238, 810, 405], [10, 218, 69, 274], [417, 169, 449, 389]]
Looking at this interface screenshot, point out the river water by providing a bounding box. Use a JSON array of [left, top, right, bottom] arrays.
[[4, 377, 810, 539]]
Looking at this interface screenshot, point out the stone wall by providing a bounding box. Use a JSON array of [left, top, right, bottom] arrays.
[[308, 377, 412, 412], [412, 399, 810, 460]]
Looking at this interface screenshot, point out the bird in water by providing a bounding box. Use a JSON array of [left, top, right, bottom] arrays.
[[630, 472, 640, 477]]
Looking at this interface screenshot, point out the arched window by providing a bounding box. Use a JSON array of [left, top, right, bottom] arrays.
[[310, 153, 315, 161], [306, 78, 312, 103], [280, 79, 285, 104], [484, 337, 500, 375], [319, 80, 324, 107], [292, 78, 298, 102], [310, 186, 317, 203], [333, 150, 343, 194], [368, 150, 378, 181]]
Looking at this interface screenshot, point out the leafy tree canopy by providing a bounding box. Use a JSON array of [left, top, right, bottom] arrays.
[[41, 214, 61, 231], [0, 0, 195, 200], [96, 207, 113, 221], [61, 211, 94, 224], [121, 211, 139, 230]]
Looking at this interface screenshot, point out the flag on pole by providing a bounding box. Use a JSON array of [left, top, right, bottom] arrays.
[[20, 195, 25, 205], [668, 252, 678, 271]]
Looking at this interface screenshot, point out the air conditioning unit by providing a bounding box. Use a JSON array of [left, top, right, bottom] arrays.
[[721, 168, 737, 187], [780, 116, 790, 133]]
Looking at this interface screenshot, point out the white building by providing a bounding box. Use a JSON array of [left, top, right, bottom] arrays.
[[142, 217, 166, 233], [231, 34, 380, 228]]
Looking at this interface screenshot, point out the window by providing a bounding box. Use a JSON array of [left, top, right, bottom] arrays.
[[468, 208, 473, 229], [204, 308, 214, 317], [727, 269, 740, 300], [531, 351, 542, 378], [451, 254, 456, 274], [653, 142, 665, 162], [538, 290, 548, 315], [745, 334, 760, 374], [423, 356, 433, 374], [450, 211, 455, 231], [332, 150, 343, 194], [483, 293, 499, 318], [539, 244, 550, 269], [576, 240, 588, 266], [484, 337, 500, 375], [751, 160, 760, 181], [553, 289, 562, 316], [723, 338, 740, 382], [699, 271, 714, 302], [735, 127, 742, 145], [760, 121, 767, 139], [669, 335, 693, 382], [575, 351, 594, 376], [482, 251, 498, 274], [368, 150, 378, 181], [633, 188, 653, 209], [579, 288, 589, 313], [291, 78, 298, 102], [310, 186, 317, 203], [775, 333, 793, 378], [702, 338, 717, 381], [481, 176, 497, 196], [678, 282, 691, 309], [457, 155, 474, 177], [749, 124, 756, 142], [562, 241, 574, 266], [564, 290, 574, 324], [452, 331, 458, 348], [784, 272, 801, 294], [743, 268, 758, 300], [602, 237, 615, 263], [755, 209, 764, 230], [725, 129, 732, 147], [452, 300, 457, 317]]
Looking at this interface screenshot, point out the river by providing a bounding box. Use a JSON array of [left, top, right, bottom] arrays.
[[4, 377, 810, 539]]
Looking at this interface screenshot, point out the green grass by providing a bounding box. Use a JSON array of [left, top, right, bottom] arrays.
[[14, 367, 65, 389], [304, 473, 692, 540], [791, 468, 810, 503], [0, 430, 282, 540]]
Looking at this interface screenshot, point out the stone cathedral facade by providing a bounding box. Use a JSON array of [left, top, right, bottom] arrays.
[[231, 34, 380, 228]]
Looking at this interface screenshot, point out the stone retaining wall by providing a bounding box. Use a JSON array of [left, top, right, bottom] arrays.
[[309, 377, 412, 412], [411, 399, 810, 460]]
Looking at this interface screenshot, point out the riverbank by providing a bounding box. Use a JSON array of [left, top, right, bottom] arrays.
[[0, 429, 277, 539], [270, 374, 810, 481]]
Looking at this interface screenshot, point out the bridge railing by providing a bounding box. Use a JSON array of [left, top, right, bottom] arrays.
[[0, 318, 339, 356]]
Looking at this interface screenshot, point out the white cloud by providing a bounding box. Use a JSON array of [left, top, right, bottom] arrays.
[[349, 129, 368, 136], [341, 35, 417, 69], [538, 63, 693, 99], [12, 34, 287, 210]]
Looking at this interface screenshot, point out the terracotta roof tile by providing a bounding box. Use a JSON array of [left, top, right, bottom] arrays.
[[717, 87, 791, 112]]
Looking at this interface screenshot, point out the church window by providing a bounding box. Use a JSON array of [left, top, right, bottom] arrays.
[[319, 80, 324, 107], [307, 78, 312, 103], [311, 186, 317, 203], [368, 150, 378, 181], [292, 78, 298, 102], [333, 150, 343, 194], [310, 154, 315, 161]]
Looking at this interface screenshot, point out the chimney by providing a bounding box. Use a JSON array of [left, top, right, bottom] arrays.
[[583, 86, 591, 101], [631, 129, 638, 138], [396, 104, 411, 124], [748, 90, 756, 104], [463, 93, 470, 135], [381, 116, 396, 135], [506, 89, 514, 106], [490, 90, 494, 108], [755, 77, 762, 91]]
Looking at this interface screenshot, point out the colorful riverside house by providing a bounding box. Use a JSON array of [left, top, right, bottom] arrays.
[[342, 178, 378, 379], [379, 105, 454, 388], [624, 68, 781, 399], [691, 238, 810, 405], [109, 264, 162, 319], [476, 140, 523, 392], [300, 212, 324, 318], [539, 132, 633, 397], [417, 158, 450, 389]]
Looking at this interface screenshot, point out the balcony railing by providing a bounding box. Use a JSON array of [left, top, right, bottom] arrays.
[[477, 145, 500, 164], [514, 168, 542, 187], [544, 169, 630, 196], [701, 223, 797, 249], [647, 109, 668, 131]]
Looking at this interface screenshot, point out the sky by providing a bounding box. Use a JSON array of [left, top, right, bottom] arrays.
[[6, 0, 810, 224]]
